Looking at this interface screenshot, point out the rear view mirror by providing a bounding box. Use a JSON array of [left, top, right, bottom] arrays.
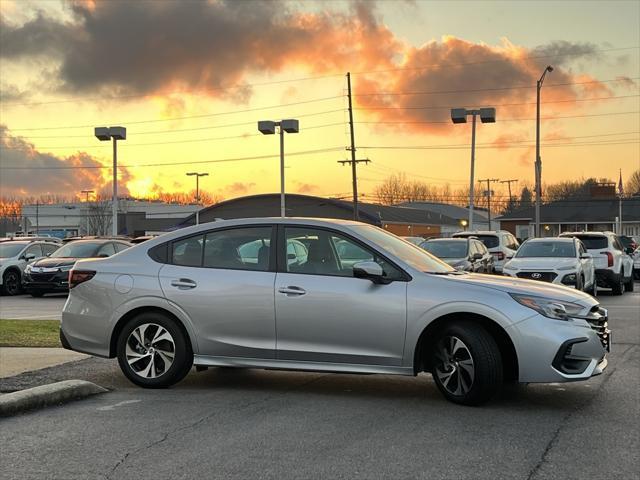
[[472, 253, 483, 260], [287, 253, 297, 260], [353, 261, 388, 284]]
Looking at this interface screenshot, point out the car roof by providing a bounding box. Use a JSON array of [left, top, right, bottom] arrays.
[[560, 231, 607, 237], [66, 239, 130, 245], [525, 237, 575, 243], [425, 238, 468, 242], [454, 231, 501, 236]]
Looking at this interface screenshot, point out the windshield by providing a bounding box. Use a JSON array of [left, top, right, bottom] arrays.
[[422, 241, 468, 259], [50, 242, 101, 258], [0, 243, 26, 258], [516, 241, 575, 258], [572, 236, 607, 250], [351, 225, 453, 272], [456, 234, 499, 249]]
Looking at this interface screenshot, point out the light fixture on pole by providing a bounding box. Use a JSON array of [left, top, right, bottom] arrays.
[[451, 107, 496, 231], [186, 172, 209, 225], [81, 189, 95, 236], [535, 65, 553, 238], [95, 126, 126, 236], [258, 119, 299, 217]]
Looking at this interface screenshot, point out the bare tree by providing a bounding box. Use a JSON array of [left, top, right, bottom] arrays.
[[626, 169, 640, 196], [86, 196, 112, 236]]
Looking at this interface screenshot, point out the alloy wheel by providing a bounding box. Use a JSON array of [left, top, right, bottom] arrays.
[[125, 323, 176, 378], [4, 271, 20, 295], [434, 336, 475, 396]]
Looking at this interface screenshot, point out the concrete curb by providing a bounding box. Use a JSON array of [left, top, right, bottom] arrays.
[[0, 380, 108, 417]]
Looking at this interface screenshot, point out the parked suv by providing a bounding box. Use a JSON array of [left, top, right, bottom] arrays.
[[559, 231, 633, 294], [452, 231, 519, 273], [0, 239, 61, 295]]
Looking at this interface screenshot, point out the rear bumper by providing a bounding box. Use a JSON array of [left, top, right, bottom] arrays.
[[595, 269, 620, 287]]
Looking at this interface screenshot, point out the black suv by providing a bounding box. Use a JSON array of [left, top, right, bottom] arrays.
[[23, 239, 131, 296]]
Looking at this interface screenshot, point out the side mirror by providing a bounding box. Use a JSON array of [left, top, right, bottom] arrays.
[[580, 253, 593, 259], [472, 253, 483, 260], [353, 261, 388, 284], [287, 253, 297, 260], [625, 247, 634, 255], [97, 253, 110, 258], [24, 253, 36, 261]]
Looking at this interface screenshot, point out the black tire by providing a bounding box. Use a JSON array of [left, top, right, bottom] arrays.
[[611, 275, 624, 295], [577, 275, 584, 291], [634, 269, 640, 280], [588, 281, 597, 297], [624, 276, 634, 292], [116, 311, 193, 388], [429, 321, 503, 406], [2, 269, 22, 296], [29, 291, 45, 298]]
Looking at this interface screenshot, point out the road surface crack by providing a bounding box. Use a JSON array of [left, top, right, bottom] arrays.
[[526, 344, 636, 480]]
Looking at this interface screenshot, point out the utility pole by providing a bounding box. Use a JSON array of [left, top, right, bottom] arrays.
[[346, 72, 360, 220], [186, 172, 209, 225], [478, 178, 500, 230], [500, 179, 518, 212], [535, 66, 554, 238], [35, 201, 39, 235], [338, 158, 370, 220]]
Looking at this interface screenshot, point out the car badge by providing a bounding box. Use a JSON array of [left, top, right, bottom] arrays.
[[531, 273, 542, 279]]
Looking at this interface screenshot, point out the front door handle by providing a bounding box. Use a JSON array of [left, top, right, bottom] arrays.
[[171, 278, 197, 289], [278, 286, 306, 296]]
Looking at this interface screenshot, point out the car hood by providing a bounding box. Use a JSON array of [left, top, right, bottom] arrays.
[[31, 257, 79, 268], [505, 257, 578, 270], [441, 258, 466, 266], [437, 272, 596, 306]]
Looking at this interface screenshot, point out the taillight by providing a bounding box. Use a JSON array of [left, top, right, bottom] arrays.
[[69, 270, 96, 289], [493, 252, 505, 261], [600, 252, 614, 267]]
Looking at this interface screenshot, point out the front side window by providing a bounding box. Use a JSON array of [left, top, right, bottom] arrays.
[[285, 227, 403, 279], [204, 227, 272, 271], [24, 244, 43, 258], [96, 243, 116, 257], [42, 244, 59, 256]]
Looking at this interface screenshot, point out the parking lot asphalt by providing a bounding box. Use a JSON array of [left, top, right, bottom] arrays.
[[0, 287, 638, 480], [0, 293, 67, 320]]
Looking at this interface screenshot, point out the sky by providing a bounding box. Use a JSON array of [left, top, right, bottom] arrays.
[[0, 0, 638, 204]]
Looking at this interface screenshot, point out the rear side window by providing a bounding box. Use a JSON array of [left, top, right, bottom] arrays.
[[474, 235, 499, 249], [172, 235, 204, 267], [574, 236, 608, 250], [204, 227, 272, 271], [114, 242, 130, 252], [42, 244, 59, 256]]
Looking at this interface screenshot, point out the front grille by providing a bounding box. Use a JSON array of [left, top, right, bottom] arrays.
[[29, 273, 60, 282], [587, 306, 610, 352], [516, 271, 557, 282]]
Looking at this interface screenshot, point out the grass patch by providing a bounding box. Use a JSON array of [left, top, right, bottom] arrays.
[[0, 319, 61, 347]]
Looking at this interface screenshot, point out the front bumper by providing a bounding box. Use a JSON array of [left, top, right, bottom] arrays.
[[23, 271, 69, 292], [511, 309, 609, 383]]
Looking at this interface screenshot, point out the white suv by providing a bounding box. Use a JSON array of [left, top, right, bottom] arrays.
[[452, 231, 519, 273], [0, 240, 61, 295], [559, 232, 633, 295]]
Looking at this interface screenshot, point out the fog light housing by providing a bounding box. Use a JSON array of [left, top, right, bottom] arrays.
[[552, 338, 591, 374], [561, 273, 577, 285]]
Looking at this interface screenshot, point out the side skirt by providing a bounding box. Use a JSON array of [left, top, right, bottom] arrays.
[[193, 354, 415, 376]]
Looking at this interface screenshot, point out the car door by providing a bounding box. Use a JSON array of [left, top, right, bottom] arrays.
[[613, 236, 633, 278], [577, 241, 594, 287], [274, 225, 408, 366], [158, 226, 277, 358]]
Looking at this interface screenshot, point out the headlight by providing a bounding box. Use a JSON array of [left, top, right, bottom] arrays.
[[510, 293, 585, 320], [25, 264, 32, 273], [557, 263, 578, 271], [58, 265, 73, 272]]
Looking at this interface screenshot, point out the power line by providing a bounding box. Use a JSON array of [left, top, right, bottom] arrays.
[[353, 77, 640, 97], [351, 46, 640, 75], [354, 94, 640, 111], [360, 139, 639, 151], [0, 146, 344, 171]]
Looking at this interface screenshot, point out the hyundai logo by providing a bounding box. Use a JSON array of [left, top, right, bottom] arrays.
[[531, 273, 542, 279]]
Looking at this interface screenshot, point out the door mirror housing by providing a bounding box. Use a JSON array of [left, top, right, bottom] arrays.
[[96, 253, 110, 258], [24, 253, 36, 261], [472, 253, 483, 260], [353, 261, 388, 284], [625, 247, 635, 255]]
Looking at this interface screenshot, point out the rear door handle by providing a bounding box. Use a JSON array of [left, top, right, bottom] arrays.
[[278, 286, 306, 296], [171, 278, 197, 289]]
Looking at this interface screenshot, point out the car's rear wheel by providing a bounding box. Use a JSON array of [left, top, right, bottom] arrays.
[[625, 276, 635, 292], [430, 321, 503, 406], [611, 275, 624, 295], [2, 269, 22, 296], [116, 312, 193, 388]]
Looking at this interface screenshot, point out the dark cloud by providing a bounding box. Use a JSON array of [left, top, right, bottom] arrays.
[[0, 125, 130, 196], [0, 84, 30, 102], [0, 0, 399, 99], [225, 181, 256, 195]]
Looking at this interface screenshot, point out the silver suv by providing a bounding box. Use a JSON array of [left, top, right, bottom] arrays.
[[0, 239, 61, 295], [62, 218, 609, 405], [452, 230, 519, 273], [559, 231, 634, 295]]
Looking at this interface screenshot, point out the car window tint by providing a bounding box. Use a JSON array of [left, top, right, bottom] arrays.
[[42, 244, 59, 255], [25, 244, 43, 257], [172, 235, 204, 267], [114, 242, 130, 252], [96, 243, 116, 257], [285, 227, 401, 280], [422, 241, 468, 258], [203, 227, 272, 271], [574, 236, 608, 250]]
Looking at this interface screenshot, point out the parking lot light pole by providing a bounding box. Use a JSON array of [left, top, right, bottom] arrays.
[[95, 126, 126, 236], [186, 172, 209, 225], [535, 65, 553, 238], [258, 119, 299, 217], [451, 108, 496, 231]]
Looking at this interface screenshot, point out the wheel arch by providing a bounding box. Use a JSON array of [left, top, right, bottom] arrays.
[[109, 306, 195, 358], [413, 312, 519, 382]]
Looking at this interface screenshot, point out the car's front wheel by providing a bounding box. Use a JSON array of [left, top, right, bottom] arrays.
[[430, 321, 503, 406], [2, 269, 22, 296], [116, 312, 193, 388]]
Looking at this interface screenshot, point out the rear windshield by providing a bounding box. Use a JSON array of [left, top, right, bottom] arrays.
[[421, 241, 468, 259], [456, 234, 499, 249], [573, 236, 608, 250], [50, 242, 101, 258], [516, 241, 575, 258]]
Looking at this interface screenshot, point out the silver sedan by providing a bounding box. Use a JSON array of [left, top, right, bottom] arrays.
[[61, 218, 609, 405]]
